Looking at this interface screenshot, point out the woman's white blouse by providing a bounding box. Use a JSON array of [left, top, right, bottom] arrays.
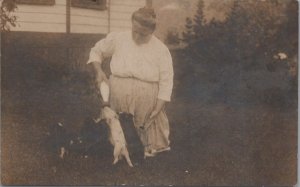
[[87, 31, 174, 101]]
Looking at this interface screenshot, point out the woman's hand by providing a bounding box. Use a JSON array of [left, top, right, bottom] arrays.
[[92, 63, 108, 83], [96, 72, 109, 88], [91, 61, 108, 85], [149, 110, 160, 120], [149, 99, 166, 120], [90, 61, 110, 104], [144, 99, 166, 129]]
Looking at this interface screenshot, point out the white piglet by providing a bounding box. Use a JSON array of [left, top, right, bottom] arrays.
[[96, 81, 133, 167]]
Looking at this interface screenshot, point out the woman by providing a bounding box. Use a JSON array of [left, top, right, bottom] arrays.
[[87, 7, 173, 157]]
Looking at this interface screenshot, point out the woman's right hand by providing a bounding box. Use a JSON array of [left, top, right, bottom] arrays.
[[91, 61, 108, 84], [99, 79, 110, 103], [90, 61, 110, 100], [96, 72, 109, 86], [97, 69, 109, 84], [96, 72, 110, 101]]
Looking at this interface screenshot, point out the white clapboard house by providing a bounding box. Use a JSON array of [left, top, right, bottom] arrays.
[[2, 0, 152, 75], [11, 0, 148, 33]]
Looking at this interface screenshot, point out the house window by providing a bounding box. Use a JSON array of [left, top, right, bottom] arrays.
[[71, 0, 107, 10], [16, 0, 55, 5]]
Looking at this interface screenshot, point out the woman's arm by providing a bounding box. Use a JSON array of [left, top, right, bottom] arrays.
[[157, 48, 174, 102], [91, 61, 109, 84], [87, 32, 116, 97], [148, 48, 173, 121]]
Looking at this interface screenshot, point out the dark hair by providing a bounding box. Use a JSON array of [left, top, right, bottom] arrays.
[[132, 7, 156, 31]]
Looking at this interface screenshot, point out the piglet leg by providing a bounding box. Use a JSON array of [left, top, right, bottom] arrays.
[[59, 147, 66, 159], [113, 144, 122, 165], [123, 148, 133, 167]]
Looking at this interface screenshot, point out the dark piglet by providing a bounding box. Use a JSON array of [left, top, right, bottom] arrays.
[[46, 122, 74, 159], [118, 112, 144, 161], [74, 118, 111, 157], [46, 119, 110, 159]]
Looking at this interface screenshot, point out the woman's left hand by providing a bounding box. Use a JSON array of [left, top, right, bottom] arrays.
[[149, 99, 166, 119], [149, 109, 160, 120], [144, 99, 166, 128]]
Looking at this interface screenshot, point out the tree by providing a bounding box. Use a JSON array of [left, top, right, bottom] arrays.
[[182, 17, 194, 45], [165, 28, 180, 46], [216, 0, 289, 68], [179, 0, 297, 103], [192, 0, 206, 40], [1, 0, 18, 31], [275, 0, 298, 56], [182, 0, 296, 66]]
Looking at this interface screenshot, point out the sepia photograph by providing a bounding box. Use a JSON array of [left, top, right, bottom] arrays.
[[1, 0, 298, 186]]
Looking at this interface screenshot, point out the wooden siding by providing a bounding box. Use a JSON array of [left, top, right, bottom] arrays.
[[11, 0, 145, 33], [70, 7, 108, 33], [110, 0, 144, 32], [12, 0, 67, 32]]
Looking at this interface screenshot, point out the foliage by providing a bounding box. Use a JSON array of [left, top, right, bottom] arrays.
[[182, 0, 206, 44], [1, 0, 18, 31], [179, 0, 298, 105], [182, 17, 194, 44], [192, 0, 206, 40], [165, 28, 180, 45]]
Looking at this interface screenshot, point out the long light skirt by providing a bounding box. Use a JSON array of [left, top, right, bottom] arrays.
[[109, 75, 170, 153]]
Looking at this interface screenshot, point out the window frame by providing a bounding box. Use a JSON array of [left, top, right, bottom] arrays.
[[71, 0, 107, 10], [15, 0, 55, 6]]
